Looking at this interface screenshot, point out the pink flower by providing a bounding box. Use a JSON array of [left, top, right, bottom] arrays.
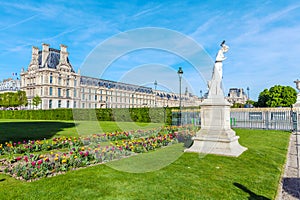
[[31, 161, 36, 167], [24, 156, 28, 162], [37, 160, 43, 165], [16, 157, 22, 161]]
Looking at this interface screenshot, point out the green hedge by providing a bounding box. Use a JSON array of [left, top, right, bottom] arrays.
[[0, 107, 173, 124]]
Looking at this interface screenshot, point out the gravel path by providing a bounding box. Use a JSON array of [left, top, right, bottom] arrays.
[[277, 132, 300, 200]]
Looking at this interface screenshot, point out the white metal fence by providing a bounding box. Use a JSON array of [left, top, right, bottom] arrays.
[[172, 107, 300, 131]]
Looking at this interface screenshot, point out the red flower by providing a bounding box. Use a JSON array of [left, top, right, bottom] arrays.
[[37, 159, 43, 165], [24, 156, 28, 162], [31, 161, 36, 167]]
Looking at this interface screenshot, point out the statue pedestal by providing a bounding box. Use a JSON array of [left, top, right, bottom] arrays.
[[293, 93, 300, 107], [185, 96, 247, 157]]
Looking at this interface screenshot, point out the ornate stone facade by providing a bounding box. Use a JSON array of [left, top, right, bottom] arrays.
[[20, 44, 201, 109], [226, 88, 248, 104], [0, 78, 21, 94]]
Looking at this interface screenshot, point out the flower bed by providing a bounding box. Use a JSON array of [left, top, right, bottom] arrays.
[[0, 125, 198, 181], [0, 128, 163, 156], [2, 145, 132, 181]]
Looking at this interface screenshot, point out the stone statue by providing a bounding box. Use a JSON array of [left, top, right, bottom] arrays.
[[208, 40, 229, 97]]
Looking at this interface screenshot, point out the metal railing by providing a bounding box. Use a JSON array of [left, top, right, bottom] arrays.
[[172, 107, 299, 131]]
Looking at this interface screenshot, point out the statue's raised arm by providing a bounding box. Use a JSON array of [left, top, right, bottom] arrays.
[[215, 40, 229, 62]]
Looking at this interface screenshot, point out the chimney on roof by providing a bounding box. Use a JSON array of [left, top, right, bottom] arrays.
[[30, 46, 39, 65], [42, 43, 50, 67], [60, 44, 68, 64]]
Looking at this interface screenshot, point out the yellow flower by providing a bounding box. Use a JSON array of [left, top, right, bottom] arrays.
[[81, 147, 85, 151], [61, 159, 67, 164], [54, 157, 59, 161], [74, 156, 77, 159], [50, 151, 53, 155], [39, 155, 44, 159]]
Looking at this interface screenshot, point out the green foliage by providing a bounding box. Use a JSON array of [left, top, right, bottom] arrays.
[[0, 107, 174, 124], [0, 91, 27, 108], [32, 96, 42, 109], [231, 103, 244, 108], [256, 85, 297, 107]]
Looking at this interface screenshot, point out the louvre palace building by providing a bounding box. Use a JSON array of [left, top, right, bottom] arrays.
[[19, 44, 201, 110]]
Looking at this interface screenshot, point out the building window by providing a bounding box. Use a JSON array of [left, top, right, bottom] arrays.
[[49, 100, 52, 109], [58, 88, 61, 97], [94, 103, 97, 108], [82, 94, 85, 100], [95, 95, 97, 101], [89, 103, 91, 108], [67, 76, 69, 86], [50, 73, 53, 84], [58, 100, 61, 108], [100, 96, 102, 101], [82, 103, 85, 108], [49, 87, 53, 96], [89, 94, 91, 101], [67, 100, 70, 108], [74, 79, 77, 87], [66, 89, 70, 98], [74, 101, 77, 108], [40, 87, 43, 96], [74, 89, 77, 97], [58, 76, 61, 85]]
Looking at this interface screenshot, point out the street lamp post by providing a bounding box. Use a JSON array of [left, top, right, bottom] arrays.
[[154, 80, 157, 107], [177, 67, 183, 126], [246, 87, 250, 101]]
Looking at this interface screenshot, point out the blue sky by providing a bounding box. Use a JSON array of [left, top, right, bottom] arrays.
[[0, 0, 299, 100]]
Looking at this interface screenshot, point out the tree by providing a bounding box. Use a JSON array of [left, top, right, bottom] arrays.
[[16, 91, 28, 107], [32, 95, 42, 109], [0, 91, 27, 109], [255, 85, 297, 107]]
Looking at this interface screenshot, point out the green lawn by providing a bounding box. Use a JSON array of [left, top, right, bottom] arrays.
[[0, 119, 164, 144], [0, 124, 290, 200]]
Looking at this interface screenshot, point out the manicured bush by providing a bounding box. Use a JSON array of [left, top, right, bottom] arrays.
[[0, 107, 174, 124]]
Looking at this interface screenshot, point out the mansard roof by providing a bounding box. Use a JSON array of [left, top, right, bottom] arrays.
[[37, 48, 75, 72], [80, 76, 154, 94]]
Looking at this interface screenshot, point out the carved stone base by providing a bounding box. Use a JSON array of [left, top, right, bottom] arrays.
[[185, 129, 247, 157], [185, 96, 247, 157]]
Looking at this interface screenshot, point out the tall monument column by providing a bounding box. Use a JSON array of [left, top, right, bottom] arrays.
[[185, 41, 247, 157]]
